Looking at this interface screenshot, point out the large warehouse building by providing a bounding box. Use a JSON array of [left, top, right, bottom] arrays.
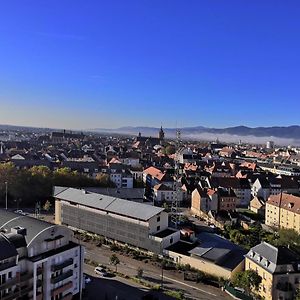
[[54, 187, 180, 253]]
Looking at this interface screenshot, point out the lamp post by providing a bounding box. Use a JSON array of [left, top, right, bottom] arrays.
[[5, 181, 8, 210]]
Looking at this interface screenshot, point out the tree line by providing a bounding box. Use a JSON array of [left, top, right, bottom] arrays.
[[0, 162, 114, 207]]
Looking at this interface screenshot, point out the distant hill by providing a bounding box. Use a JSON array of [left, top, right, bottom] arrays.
[[93, 125, 300, 145]]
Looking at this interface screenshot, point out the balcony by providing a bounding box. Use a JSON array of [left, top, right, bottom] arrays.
[[51, 270, 73, 284], [51, 258, 74, 272], [62, 292, 73, 300], [1, 285, 33, 300], [51, 281, 73, 297], [0, 277, 19, 291]]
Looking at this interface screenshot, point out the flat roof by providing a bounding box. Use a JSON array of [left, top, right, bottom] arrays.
[[54, 187, 164, 221]]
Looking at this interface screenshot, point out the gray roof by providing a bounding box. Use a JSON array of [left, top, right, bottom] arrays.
[[245, 242, 300, 274], [0, 210, 56, 246], [191, 232, 247, 270], [0, 233, 18, 260], [54, 187, 164, 221], [84, 187, 145, 201]]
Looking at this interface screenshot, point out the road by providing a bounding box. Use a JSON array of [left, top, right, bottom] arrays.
[[83, 243, 231, 300], [84, 263, 178, 300]]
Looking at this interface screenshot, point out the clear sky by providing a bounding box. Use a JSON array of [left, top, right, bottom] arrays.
[[0, 1, 300, 130]]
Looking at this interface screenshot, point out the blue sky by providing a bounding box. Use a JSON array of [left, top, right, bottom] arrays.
[[0, 1, 300, 129]]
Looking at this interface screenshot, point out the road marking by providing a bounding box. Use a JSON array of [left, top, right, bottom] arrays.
[[85, 250, 218, 297], [162, 275, 217, 297]]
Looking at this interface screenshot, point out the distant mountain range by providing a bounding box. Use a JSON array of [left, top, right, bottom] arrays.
[[93, 125, 300, 145], [1, 123, 300, 146]]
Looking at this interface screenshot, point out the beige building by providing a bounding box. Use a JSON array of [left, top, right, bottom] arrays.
[[265, 193, 300, 233], [165, 232, 246, 280], [245, 242, 300, 300], [249, 196, 265, 216]]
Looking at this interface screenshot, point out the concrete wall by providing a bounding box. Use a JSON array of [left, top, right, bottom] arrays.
[[60, 203, 162, 253], [165, 250, 244, 280]]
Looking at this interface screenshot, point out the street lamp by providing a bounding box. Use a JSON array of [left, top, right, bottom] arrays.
[[5, 181, 8, 210]]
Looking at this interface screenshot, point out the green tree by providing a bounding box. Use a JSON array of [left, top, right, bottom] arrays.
[[137, 267, 143, 278], [109, 254, 120, 272], [95, 173, 115, 187], [43, 200, 52, 212], [165, 145, 176, 155], [232, 270, 262, 296]]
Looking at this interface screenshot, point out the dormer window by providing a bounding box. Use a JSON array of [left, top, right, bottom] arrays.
[[264, 260, 269, 267], [256, 254, 261, 262]]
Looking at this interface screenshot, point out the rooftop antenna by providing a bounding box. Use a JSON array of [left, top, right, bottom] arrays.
[[171, 127, 182, 228]]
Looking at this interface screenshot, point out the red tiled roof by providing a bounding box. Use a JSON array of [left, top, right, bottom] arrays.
[[267, 193, 300, 214]]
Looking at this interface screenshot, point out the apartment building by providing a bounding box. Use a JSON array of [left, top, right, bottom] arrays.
[[0, 210, 84, 300], [54, 187, 179, 253], [245, 242, 300, 300], [265, 193, 300, 233], [191, 188, 218, 217]]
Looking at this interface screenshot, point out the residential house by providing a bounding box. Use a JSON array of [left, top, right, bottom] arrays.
[[245, 242, 300, 300]]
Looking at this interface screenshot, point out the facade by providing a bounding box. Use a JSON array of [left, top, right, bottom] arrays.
[[54, 187, 179, 253], [0, 210, 84, 300], [191, 188, 218, 216], [265, 193, 300, 233], [218, 188, 237, 211], [109, 169, 133, 188], [249, 196, 265, 216], [245, 242, 300, 300]]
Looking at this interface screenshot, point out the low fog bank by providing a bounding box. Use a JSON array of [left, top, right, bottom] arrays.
[[183, 132, 300, 146]]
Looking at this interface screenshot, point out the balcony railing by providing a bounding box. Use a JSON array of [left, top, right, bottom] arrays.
[[62, 292, 73, 300], [51, 281, 73, 297], [51, 270, 73, 284], [1, 285, 33, 300], [0, 277, 19, 291], [51, 258, 74, 272]]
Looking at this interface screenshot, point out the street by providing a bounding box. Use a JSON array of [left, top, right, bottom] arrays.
[[83, 242, 232, 300]]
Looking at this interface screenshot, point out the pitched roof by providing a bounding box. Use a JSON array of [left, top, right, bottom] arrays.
[[143, 166, 165, 181], [246, 242, 300, 274], [267, 193, 300, 214]]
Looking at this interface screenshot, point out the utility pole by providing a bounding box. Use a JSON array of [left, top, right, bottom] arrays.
[[5, 181, 8, 210]]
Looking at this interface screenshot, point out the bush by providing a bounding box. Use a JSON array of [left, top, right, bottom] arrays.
[[164, 290, 185, 300], [110, 243, 121, 252]]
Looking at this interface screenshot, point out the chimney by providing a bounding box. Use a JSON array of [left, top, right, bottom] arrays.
[[11, 226, 27, 236]]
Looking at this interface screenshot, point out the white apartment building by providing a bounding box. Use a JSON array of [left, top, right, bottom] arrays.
[[0, 210, 84, 300]]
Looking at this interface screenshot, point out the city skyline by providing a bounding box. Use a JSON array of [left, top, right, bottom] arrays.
[[1, 1, 300, 129]]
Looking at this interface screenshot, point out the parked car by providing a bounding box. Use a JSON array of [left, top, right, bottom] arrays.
[[94, 267, 108, 277], [14, 210, 28, 215]]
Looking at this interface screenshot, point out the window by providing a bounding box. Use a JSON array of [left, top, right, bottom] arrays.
[[157, 216, 160, 222], [157, 226, 160, 231], [8, 272, 12, 279]]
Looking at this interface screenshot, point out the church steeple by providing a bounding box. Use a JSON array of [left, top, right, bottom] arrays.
[[159, 125, 165, 140]]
